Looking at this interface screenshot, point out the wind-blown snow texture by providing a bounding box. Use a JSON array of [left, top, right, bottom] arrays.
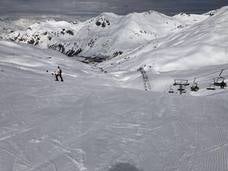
[[0, 6, 228, 171]]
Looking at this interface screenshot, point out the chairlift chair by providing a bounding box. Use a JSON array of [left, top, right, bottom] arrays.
[[173, 79, 190, 95], [207, 84, 216, 90], [213, 77, 227, 88], [213, 69, 227, 88], [191, 83, 199, 92], [220, 80, 227, 89], [191, 78, 199, 92]]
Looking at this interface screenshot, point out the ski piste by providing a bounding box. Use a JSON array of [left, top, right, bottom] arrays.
[[0, 5, 228, 171]]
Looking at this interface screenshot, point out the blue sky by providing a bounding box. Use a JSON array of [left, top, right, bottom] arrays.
[[0, 0, 228, 16]]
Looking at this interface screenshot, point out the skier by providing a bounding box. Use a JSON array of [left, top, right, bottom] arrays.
[[55, 66, 64, 82]]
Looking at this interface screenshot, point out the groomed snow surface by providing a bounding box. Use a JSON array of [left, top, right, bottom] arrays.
[[1, 6, 228, 171]]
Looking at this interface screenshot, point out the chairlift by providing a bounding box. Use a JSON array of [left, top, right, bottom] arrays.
[[213, 69, 227, 88], [173, 79, 189, 95], [207, 84, 216, 90], [213, 77, 227, 88], [191, 78, 199, 92], [220, 80, 227, 89], [191, 83, 199, 91]]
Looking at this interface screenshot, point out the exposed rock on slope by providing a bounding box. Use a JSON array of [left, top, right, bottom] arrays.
[[3, 11, 208, 59], [99, 6, 228, 72]]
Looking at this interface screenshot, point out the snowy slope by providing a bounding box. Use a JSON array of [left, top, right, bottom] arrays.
[[0, 15, 81, 39], [1, 6, 228, 171], [100, 6, 228, 72], [2, 10, 209, 59], [1, 40, 228, 171], [0, 40, 118, 87]]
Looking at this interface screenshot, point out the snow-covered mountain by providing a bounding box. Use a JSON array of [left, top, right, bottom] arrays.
[[1, 7, 228, 171], [2, 10, 209, 59], [0, 7, 227, 93], [99, 6, 228, 72]]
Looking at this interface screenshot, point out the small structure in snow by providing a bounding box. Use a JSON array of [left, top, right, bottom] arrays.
[[207, 84, 216, 90], [213, 69, 227, 89], [173, 79, 190, 95], [191, 78, 199, 92]]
